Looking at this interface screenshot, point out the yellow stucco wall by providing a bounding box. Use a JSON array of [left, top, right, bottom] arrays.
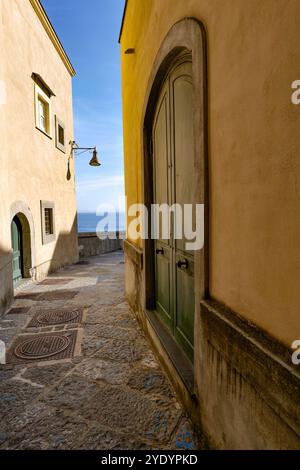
[[0, 0, 78, 281], [120, 0, 300, 346]]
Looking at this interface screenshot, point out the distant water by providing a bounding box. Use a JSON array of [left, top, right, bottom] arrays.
[[77, 212, 126, 233]]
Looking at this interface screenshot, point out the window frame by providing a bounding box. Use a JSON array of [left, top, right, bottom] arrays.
[[35, 84, 52, 138], [55, 115, 66, 153], [40, 201, 56, 245]]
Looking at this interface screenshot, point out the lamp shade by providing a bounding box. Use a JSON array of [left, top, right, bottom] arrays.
[[89, 149, 101, 167]]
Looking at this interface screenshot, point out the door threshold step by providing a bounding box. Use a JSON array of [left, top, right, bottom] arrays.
[[145, 309, 195, 398]]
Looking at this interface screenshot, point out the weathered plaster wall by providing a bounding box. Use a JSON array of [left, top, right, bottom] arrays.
[[0, 250, 13, 314], [120, 0, 300, 347], [196, 301, 300, 449], [0, 0, 78, 313], [123, 240, 144, 317]]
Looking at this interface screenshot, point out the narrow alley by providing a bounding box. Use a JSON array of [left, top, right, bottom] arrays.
[[0, 250, 198, 450]]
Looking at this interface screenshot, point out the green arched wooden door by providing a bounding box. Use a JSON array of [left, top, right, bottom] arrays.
[[11, 217, 22, 283], [153, 59, 195, 362]]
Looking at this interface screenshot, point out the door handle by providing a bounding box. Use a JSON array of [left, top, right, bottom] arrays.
[[177, 259, 189, 269], [156, 248, 164, 255]]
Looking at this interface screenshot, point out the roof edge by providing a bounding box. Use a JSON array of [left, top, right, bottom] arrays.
[[118, 0, 128, 44], [29, 0, 76, 77]]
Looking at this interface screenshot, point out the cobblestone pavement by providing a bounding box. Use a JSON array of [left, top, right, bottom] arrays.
[[0, 251, 199, 450]]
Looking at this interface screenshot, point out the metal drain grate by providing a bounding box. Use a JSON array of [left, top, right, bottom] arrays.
[[6, 307, 31, 315], [38, 278, 74, 286], [27, 308, 84, 328], [7, 330, 78, 364], [14, 335, 70, 360], [38, 290, 79, 301]]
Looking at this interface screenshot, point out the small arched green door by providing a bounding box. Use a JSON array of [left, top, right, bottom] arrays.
[[11, 218, 22, 283]]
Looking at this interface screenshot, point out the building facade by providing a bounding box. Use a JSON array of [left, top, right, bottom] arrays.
[[120, 0, 300, 449], [0, 0, 78, 315]]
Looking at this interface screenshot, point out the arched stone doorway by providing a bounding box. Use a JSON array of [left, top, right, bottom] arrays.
[[142, 18, 208, 365], [10, 201, 35, 284], [10, 213, 32, 283]]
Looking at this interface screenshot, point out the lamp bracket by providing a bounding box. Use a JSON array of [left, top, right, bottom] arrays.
[[70, 141, 96, 155]]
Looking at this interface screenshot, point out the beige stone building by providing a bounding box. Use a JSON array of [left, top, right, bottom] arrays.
[[0, 0, 78, 315], [120, 0, 300, 449]]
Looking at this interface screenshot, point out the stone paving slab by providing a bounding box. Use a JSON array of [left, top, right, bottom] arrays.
[[0, 251, 199, 450], [21, 363, 73, 386], [38, 278, 74, 286], [6, 307, 31, 315]]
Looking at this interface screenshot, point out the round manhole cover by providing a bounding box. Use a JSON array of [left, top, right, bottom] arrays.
[[14, 335, 71, 360], [36, 309, 80, 325]]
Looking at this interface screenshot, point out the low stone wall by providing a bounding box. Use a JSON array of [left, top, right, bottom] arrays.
[[78, 232, 125, 258], [0, 251, 14, 317]]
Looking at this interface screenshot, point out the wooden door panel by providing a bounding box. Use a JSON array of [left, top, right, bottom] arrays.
[[153, 83, 173, 326], [175, 254, 195, 360], [11, 219, 22, 282], [153, 59, 195, 362], [153, 93, 169, 204], [172, 70, 195, 254], [171, 61, 195, 358], [155, 245, 172, 328]]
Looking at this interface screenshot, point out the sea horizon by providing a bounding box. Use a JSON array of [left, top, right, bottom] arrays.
[[77, 211, 126, 233]]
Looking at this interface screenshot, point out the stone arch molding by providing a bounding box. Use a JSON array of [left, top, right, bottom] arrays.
[[141, 17, 209, 313], [142, 17, 207, 141], [10, 200, 36, 278]]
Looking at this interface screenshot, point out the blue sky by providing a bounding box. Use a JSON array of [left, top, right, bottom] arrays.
[[41, 0, 126, 213]]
